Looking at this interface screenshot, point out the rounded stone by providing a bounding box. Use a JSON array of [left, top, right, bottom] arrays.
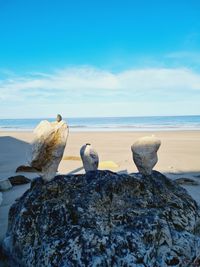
[[131, 136, 161, 175], [56, 114, 62, 122]]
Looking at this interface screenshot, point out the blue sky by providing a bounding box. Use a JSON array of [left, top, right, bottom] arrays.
[[0, 0, 200, 118]]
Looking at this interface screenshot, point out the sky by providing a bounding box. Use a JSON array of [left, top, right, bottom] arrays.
[[0, 0, 200, 118]]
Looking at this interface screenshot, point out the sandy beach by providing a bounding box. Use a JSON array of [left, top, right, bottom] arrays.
[[0, 130, 200, 242], [1, 130, 200, 175]]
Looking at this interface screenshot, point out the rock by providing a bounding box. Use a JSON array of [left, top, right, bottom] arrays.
[[16, 165, 39, 172], [80, 143, 99, 172], [131, 136, 161, 175], [0, 245, 9, 265], [0, 179, 12, 191], [56, 114, 62, 122], [16, 118, 69, 182], [3, 170, 200, 267], [0, 192, 2, 205], [8, 175, 31, 186], [175, 177, 199, 186]]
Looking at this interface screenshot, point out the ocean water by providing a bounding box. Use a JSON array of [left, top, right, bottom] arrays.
[[0, 115, 200, 131]]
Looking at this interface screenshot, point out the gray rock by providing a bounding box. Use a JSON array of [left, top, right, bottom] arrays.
[[131, 136, 161, 175], [3, 170, 200, 267], [175, 177, 199, 185], [80, 143, 99, 172], [0, 192, 2, 205], [8, 175, 31, 186], [56, 114, 62, 122], [0, 179, 12, 191]]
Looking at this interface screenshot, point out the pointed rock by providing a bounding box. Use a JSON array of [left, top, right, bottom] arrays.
[[31, 119, 69, 181], [80, 143, 99, 172], [131, 136, 161, 175], [8, 175, 31, 186], [16, 117, 69, 182]]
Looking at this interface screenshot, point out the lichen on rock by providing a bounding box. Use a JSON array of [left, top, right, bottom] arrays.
[[3, 170, 200, 267]]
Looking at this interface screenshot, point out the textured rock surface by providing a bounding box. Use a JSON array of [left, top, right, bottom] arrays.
[[8, 175, 31, 186], [175, 177, 199, 186], [80, 143, 99, 172], [0, 192, 2, 205], [4, 170, 200, 267], [131, 136, 161, 175], [16, 120, 69, 181], [0, 179, 12, 191]]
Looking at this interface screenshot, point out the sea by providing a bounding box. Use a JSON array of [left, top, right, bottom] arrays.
[[0, 115, 200, 131]]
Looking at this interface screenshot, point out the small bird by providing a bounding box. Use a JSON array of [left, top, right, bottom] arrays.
[[80, 143, 99, 172]]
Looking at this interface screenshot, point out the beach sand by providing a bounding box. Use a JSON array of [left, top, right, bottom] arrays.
[[0, 130, 200, 242]]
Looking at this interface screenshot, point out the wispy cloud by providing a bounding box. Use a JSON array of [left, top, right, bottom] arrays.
[[1, 66, 200, 96], [1, 66, 200, 117], [166, 51, 200, 62]]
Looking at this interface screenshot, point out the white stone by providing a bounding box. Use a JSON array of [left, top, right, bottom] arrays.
[[80, 144, 99, 172], [0, 179, 12, 191], [131, 136, 161, 175], [0, 192, 2, 205], [30, 119, 69, 182]]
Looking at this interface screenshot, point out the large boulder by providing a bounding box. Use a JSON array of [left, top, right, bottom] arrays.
[[3, 171, 200, 267]]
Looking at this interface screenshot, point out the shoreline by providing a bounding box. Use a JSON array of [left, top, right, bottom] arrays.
[[1, 127, 200, 132], [1, 128, 200, 132], [1, 114, 200, 133]]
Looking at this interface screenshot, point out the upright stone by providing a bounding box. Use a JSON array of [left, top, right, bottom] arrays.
[[80, 143, 99, 172], [56, 114, 62, 122], [31, 118, 69, 181], [131, 136, 161, 175], [16, 115, 69, 182]]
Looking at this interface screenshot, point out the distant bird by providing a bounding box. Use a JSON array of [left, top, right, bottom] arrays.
[[80, 143, 99, 172]]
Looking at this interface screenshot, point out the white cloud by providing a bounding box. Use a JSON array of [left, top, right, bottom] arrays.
[[0, 66, 200, 117], [119, 68, 200, 91]]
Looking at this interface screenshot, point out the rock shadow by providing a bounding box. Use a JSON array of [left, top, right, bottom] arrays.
[[0, 136, 31, 179]]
